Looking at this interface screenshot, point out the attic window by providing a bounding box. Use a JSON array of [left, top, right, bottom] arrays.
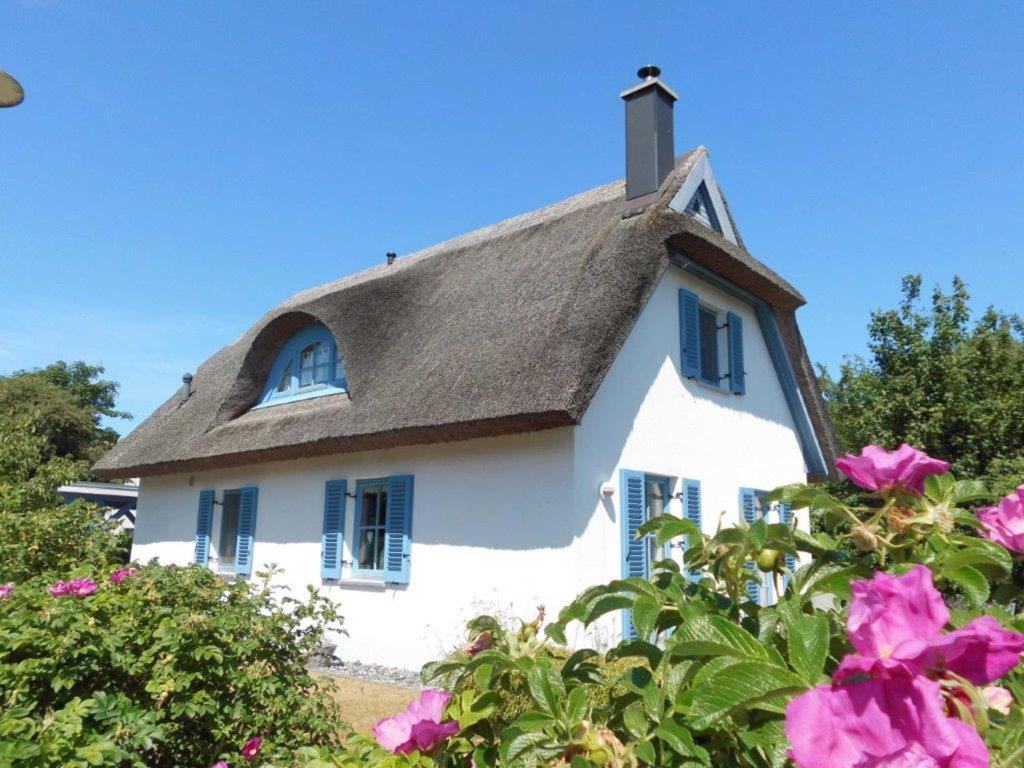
[[684, 181, 722, 233], [254, 324, 347, 408]]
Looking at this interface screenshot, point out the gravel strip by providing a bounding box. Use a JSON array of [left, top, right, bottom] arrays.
[[312, 659, 423, 690]]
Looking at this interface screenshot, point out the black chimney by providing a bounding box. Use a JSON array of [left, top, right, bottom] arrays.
[[620, 66, 678, 201]]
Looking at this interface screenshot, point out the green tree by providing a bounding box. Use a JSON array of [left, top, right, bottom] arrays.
[[820, 275, 1024, 493], [0, 360, 131, 466]]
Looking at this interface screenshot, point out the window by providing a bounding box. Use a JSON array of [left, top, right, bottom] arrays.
[[194, 486, 259, 577], [256, 324, 347, 408], [347, 476, 414, 584], [218, 490, 241, 570], [354, 480, 388, 576], [679, 289, 746, 395], [644, 475, 669, 570], [698, 306, 719, 384]]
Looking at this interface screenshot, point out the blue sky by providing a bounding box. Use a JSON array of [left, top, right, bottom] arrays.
[[2, 2, 1021, 434]]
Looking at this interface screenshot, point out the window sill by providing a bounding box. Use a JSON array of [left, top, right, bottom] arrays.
[[327, 577, 387, 590], [686, 375, 731, 396]]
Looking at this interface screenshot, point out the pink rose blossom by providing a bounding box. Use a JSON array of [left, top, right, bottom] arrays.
[[982, 685, 1013, 715], [240, 736, 262, 760], [785, 671, 987, 768], [978, 486, 1024, 554], [50, 579, 98, 598], [840, 566, 1024, 685], [836, 444, 949, 495], [213, 762, 229, 768], [109, 567, 139, 585], [847, 566, 949, 660], [0, 582, 13, 600], [373, 689, 460, 754]]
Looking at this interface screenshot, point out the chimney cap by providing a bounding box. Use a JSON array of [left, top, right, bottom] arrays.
[[619, 65, 679, 102], [386, 251, 397, 265], [182, 372, 194, 384]]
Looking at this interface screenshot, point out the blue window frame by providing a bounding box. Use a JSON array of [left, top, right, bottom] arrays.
[[352, 478, 389, 579], [255, 324, 347, 408]]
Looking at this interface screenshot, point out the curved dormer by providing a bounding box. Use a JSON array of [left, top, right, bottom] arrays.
[[254, 323, 347, 408]]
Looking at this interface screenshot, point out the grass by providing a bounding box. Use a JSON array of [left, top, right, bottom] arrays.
[[323, 675, 420, 736]]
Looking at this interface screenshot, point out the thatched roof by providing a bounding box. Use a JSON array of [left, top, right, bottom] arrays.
[[95, 148, 837, 479]]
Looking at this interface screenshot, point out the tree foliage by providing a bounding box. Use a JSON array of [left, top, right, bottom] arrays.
[[820, 276, 1024, 493], [0, 360, 131, 476]]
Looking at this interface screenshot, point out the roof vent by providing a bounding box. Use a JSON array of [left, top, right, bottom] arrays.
[[386, 251, 397, 266], [620, 65, 678, 201], [179, 372, 194, 405]]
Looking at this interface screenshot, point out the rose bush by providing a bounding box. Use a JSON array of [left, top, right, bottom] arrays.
[[284, 444, 1024, 768], [0, 564, 346, 768]]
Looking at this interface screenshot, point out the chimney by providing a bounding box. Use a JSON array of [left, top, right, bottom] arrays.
[[620, 65, 678, 201]]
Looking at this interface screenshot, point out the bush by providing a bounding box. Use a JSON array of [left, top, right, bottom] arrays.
[[0, 500, 130, 584], [310, 445, 1024, 768], [0, 564, 345, 767]]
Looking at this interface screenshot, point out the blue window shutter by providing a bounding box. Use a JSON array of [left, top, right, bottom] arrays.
[[322, 479, 347, 581], [383, 475, 413, 584], [679, 289, 700, 378], [683, 479, 702, 583], [620, 470, 647, 639], [727, 311, 745, 395], [739, 488, 761, 603], [194, 489, 214, 565], [779, 502, 796, 589], [234, 486, 259, 577]]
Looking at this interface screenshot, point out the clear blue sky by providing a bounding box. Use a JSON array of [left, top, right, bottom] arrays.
[[2, 2, 1021, 434]]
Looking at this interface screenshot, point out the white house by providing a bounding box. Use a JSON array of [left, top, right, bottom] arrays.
[[95, 67, 837, 668]]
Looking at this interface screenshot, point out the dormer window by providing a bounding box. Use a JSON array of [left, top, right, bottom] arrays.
[[255, 324, 347, 408]]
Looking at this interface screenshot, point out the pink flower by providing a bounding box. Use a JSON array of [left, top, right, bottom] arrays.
[[109, 567, 139, 585], [840, 566, 1024, 685], [373, 689, 460, 754], [50, 579, 98, 598], [68, 579, 97, 597], [847, 566, 950, 660], [465, 630, 493, 657], [213, 762, 229, 768], [785, 671, 988, 768], [240, 736, 262, 760], [0, 582, 13, 600], [982, 685, 1013, 715], [836, 444, 949, 496], [978, 486, 1024, 554]]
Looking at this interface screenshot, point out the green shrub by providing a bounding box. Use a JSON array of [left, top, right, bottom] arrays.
[[0, 564, 345, 767], [0, 500, 130, 584]]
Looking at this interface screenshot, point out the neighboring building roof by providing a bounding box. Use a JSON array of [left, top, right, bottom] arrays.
[[94, 148, 838, 480]]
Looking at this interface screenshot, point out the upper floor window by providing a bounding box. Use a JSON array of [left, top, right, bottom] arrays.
[[255, 324, 348, 408]]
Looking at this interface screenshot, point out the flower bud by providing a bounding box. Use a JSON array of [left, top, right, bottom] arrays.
[[885, 505, 916, 535], [851, 524, 879, 552]]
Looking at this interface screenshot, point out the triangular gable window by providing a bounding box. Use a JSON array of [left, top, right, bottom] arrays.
[[684, 181, 722, 233]]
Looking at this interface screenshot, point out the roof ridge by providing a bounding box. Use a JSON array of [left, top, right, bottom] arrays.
[[283, 177, 627, 308]]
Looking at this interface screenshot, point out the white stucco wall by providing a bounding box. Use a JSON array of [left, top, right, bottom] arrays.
[[131, 262, 816, 668], [569, 263, 812, 634], [133, 429, 587, 668]]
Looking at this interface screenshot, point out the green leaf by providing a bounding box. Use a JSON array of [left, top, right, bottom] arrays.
[[925, 472, 955, 502], [526, 664, 566, 717], [563, 686, 589, 728], [622, 702, 649, 740], [944, 538, 1012, 576], [631, 596, 661, 639], [582, 594, 635, 625], [689, 661, 806, 730], [945, 566, 990, 607], [784, 613, 829, 685], [653, 720, 711, 765], [952, 480, 992, 504], [634, 739, 657, 765], [666, 615, 768, 661]]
